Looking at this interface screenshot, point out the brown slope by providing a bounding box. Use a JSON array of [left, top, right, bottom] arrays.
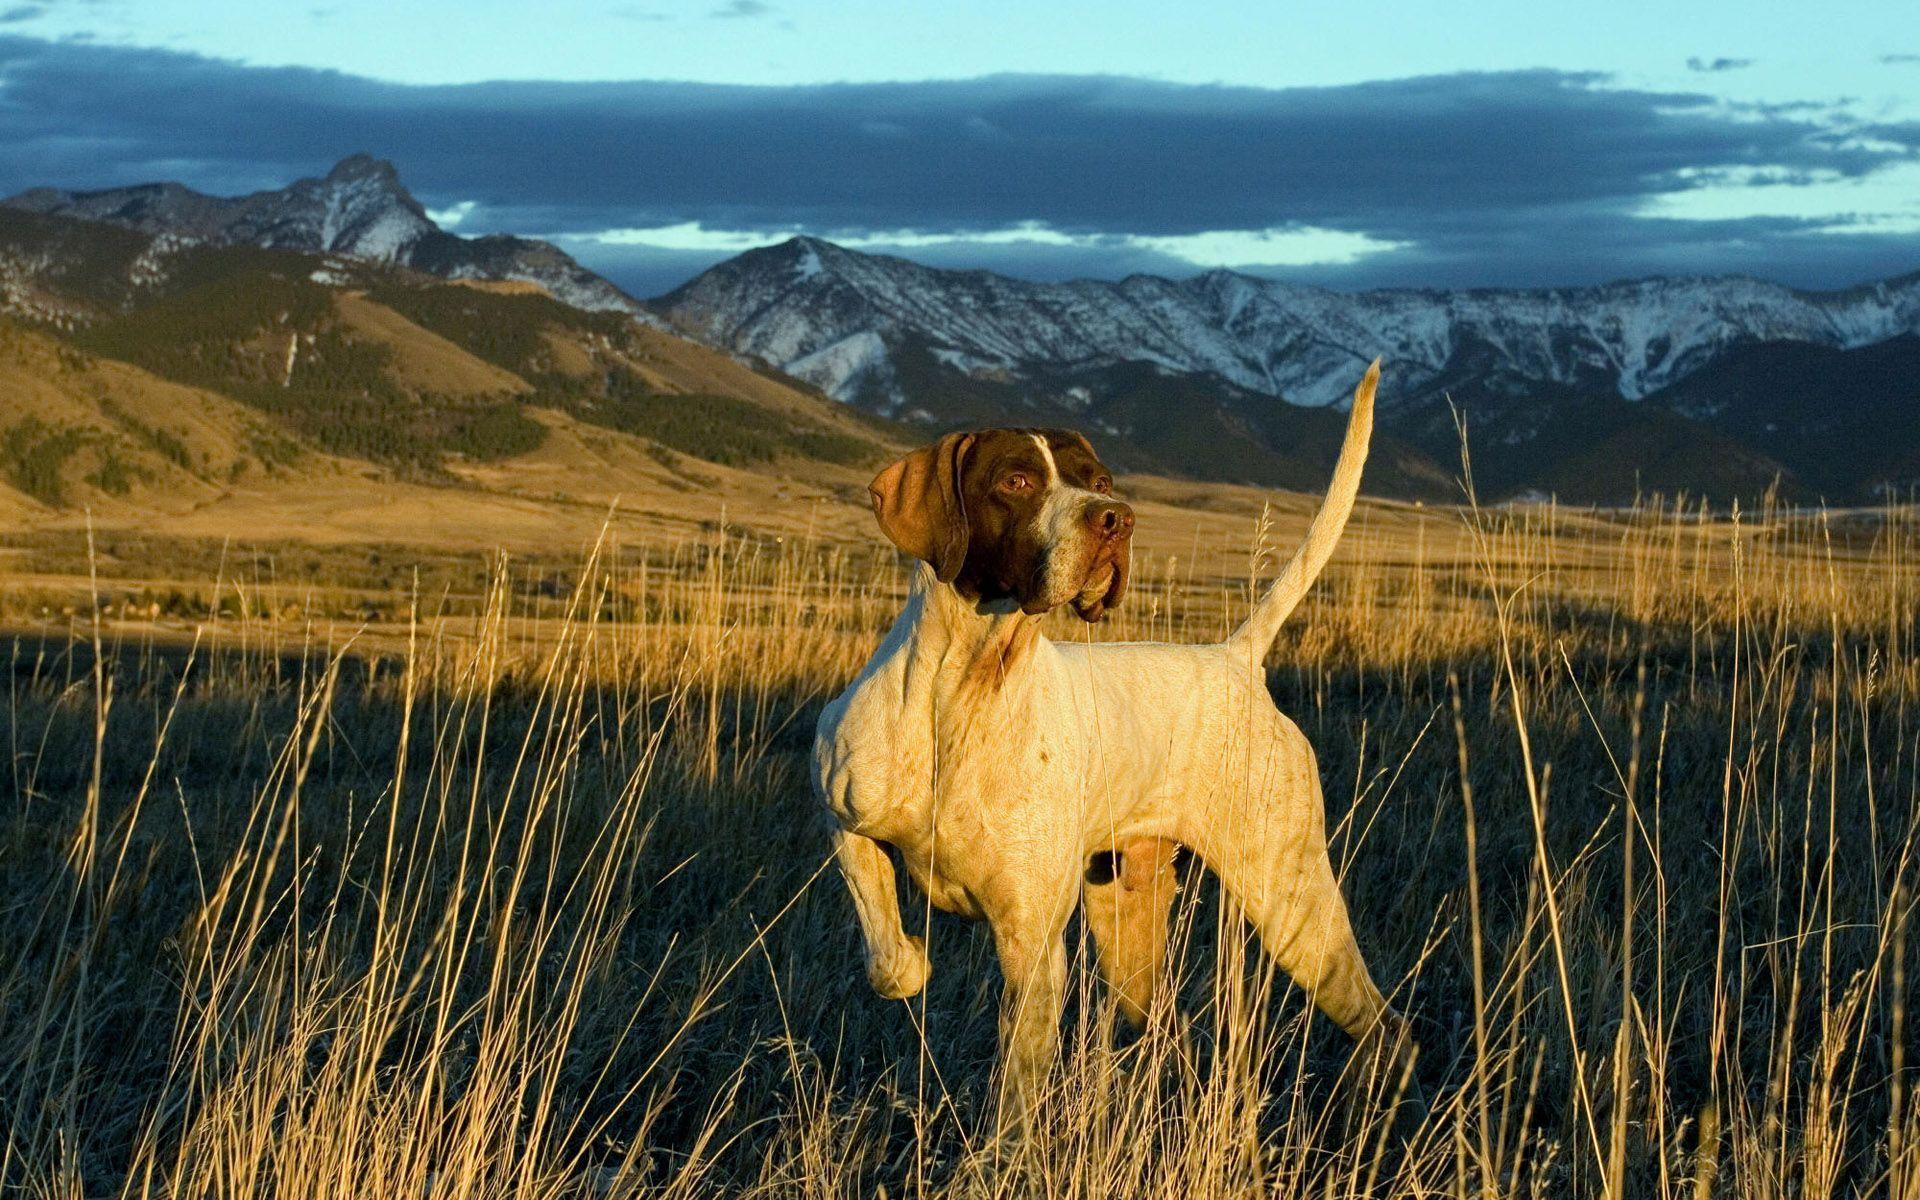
[[3, 202, 901, 477], [0, 310, 889, 552], [330, 292, 531, 398], [356, 277, 900, 469], [0, 320, 323, 518]]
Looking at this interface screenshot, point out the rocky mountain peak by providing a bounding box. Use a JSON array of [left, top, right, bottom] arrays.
[[324, 153, 402, 185], [2, 157, 648, 317]]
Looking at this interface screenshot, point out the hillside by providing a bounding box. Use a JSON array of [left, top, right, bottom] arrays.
[[0, 205, 903, 549], [0, 320, 295, 520], [1646, 334, 1920, 499]]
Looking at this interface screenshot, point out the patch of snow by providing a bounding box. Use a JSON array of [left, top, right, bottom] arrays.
[[127, 233, 197, 289], [427, 200, 477, 228], [342, 206, 428, 261], [929, 346, 1004, 374], [786, 330, 893, 401]]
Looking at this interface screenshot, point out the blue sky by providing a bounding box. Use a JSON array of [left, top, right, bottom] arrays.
[[1, 0, 1916, 295]]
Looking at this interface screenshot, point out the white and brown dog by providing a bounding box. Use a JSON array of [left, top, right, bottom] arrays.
[[813, 362, 1400, 1124]]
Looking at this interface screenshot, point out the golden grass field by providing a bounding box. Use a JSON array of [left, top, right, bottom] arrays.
[[3, 467, 1919, 1197]]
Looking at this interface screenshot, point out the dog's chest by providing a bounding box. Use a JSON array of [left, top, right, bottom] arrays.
[[818, 658, 1083, 846]]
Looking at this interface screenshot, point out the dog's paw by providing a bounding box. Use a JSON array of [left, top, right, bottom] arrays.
[[867, 934, 931, 1000]]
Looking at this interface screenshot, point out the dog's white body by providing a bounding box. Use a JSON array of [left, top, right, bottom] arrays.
[[813, 364, 1393, 1120]]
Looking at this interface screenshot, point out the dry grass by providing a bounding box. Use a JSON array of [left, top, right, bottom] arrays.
[[3, 486, 1919, 1198]]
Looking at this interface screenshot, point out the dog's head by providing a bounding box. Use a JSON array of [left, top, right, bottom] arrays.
[[869, 428, 1133, 622]]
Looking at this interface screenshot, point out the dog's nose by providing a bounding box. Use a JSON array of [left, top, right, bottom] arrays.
[[1089, 501, 1134, 539]]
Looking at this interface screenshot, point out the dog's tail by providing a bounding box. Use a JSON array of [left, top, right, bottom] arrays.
[[1225, 359, 1378, 664]]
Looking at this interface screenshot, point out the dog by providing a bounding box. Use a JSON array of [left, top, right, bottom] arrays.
[[812, 361, 1401, 1126]]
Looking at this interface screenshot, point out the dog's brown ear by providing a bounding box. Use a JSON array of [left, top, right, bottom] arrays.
[[869, 433, 975, 582]]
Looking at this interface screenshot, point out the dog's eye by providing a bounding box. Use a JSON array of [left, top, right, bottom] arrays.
[[1001, 473, 1032, 492], [1092, 476, 1113, 495]]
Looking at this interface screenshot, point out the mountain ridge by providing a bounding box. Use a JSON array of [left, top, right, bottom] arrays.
[[654, 235, 1920, 501], [7, 153, 1917, 505], [659, 235, 1920, 409], [4, 155, 647, 318]]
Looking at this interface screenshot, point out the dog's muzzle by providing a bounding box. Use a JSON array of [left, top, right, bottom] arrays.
[[1068, 500, 1133, 621]]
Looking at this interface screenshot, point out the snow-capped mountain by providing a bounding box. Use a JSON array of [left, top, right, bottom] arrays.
[[658, 237, 1920, 414], [653, 236, 1920, 500], [4, 155, 644, 316]]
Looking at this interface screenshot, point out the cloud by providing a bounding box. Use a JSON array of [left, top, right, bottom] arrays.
[[710, 0, 772, 17], [582, 236, 1224, 300], [0, 36, 1913, 292], [425, 199, 476, 227], [568, 221, 1413, 295], [1881, 53, 1920, 65], [578, 221, 1408, 268], [0, 5, 47, 23], [1686, 56, 1754, 73]]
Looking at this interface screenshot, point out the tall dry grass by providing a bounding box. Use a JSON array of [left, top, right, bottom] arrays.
[[3, 490, 1918, 1197]]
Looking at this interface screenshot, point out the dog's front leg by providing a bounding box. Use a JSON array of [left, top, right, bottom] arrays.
[[831, 829, 931, 1000], [988, 906, 1070, 1135]]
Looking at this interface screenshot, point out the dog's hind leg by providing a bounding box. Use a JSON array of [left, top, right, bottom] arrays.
[[1082, 837, 1179, 1031], [831, 829, 931, 1000], [1245, 845, 1389, 1038], [1185, 737, 1393, 1040], [1192, 751, 1426, 1123]]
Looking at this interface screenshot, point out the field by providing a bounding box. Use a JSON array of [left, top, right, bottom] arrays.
[[3, 476, 1919, 1198]]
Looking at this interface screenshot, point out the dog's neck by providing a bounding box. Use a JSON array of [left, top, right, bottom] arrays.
[[899, 565, 1047, 703]]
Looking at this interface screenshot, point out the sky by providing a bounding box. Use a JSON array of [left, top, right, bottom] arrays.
[[0, 0, 1916, 297]]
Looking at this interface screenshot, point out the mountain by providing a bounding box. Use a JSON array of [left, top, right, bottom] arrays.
[[12, 154, 1917, 506], [4, 155, 643, 316], [654, 237, 1920, 501], [0, 203, 899, 522], [1645, 335, 1920, 500]]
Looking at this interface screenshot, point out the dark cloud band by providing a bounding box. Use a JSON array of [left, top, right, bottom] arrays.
[[1687, 56, 1754, 73], [0, 35, 1914, 292]]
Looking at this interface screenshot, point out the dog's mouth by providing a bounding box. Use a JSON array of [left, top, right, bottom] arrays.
[[1071, 531, 1132, 621], [1069, 562, 1118, 622], [1017, 527, 1132, 621], [1017, 554, 1115, 620]]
